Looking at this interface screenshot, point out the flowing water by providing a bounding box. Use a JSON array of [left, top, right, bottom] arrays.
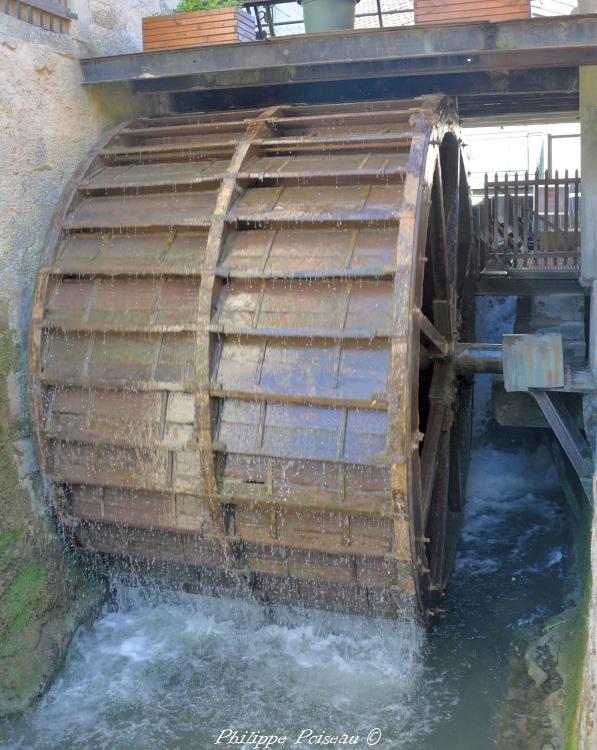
[[0, 298, 580, 750], [0, 443, 576, 750]]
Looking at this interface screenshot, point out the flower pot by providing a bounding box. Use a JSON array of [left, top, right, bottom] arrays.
[[300, 0, 358, 33], [142, 7, 256, 52], [413, 0, 530, 24]]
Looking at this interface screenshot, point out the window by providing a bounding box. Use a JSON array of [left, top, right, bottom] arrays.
[[2, 0, 77, 34]]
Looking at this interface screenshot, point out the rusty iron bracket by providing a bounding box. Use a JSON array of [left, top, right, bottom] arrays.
[[531, 390, 593, 504]]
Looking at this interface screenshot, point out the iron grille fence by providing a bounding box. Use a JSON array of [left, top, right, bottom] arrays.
[[242, 0, 414, 37], [2, 0, 76, 33], [477, 171, 581, 274], [242, 0, 575, 37]]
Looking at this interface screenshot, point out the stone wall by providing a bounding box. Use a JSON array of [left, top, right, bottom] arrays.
[[579, 394, 597, 750], [578, 2, 597, 748], [0, 0, 173, 715]]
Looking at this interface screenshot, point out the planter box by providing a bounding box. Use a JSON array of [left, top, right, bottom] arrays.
[[142, 8, 256, 52], [414, 0, 531, 25]]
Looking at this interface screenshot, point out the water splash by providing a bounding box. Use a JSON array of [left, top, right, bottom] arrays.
[[0, 436, 575, 750], [0, 591, 434, 750]]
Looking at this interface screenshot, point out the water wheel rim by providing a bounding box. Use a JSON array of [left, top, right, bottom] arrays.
[[29, 97, 473, 622]]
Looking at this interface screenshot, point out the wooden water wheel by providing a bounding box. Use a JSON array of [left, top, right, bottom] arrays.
[[29, 95, 474, 620]]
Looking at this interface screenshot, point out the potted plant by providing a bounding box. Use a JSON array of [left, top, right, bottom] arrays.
[[142, 0, 256, 52], [413, 0, 531, 24], [299, 0, 360, 33]]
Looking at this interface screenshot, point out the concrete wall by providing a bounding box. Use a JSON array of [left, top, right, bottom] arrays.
[[0, 0, 173, 714]]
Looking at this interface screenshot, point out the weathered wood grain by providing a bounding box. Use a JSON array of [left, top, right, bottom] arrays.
[[29, 96, 472, 620], [142, 8, 255, 52]]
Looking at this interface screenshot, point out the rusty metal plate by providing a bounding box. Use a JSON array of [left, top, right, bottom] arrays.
[[503, 333, 564, 392]]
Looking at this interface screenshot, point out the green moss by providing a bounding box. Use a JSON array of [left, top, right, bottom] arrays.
[[560, 606, 589, 750], [496, 475, 593, 750], [0, 325, 104, 715], [3, 563, 48, 636], [0, 531, 22, 551], [560, 504, 592, 750], [0, 625, 47, 708]]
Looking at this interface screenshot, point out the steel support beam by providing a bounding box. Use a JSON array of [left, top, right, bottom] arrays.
[[475, 275, 588, 297], [532, 390, 594, 502], [167, 69, 579, 120]]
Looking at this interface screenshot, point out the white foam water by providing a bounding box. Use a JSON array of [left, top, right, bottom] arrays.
[[0, 593, 434, 750], [472, 296, 517, 438], [0, 437, 573, 750]]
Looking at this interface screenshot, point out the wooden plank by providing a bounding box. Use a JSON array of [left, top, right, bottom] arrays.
[[143, 7, 253, 22], [415, 0, 529, 7], [426, 427, 451, 601], [564, 169, 570, 234], [420, 401, 446, 524], [230, 183, 403, 225], [143, 8, 254, 51], [143, 11, 248, 27], [100, 140, 242, 158], [543, 169, 549, 262], [415, 0, 529, 15], [523, 171, 530, 254], [81, 169, 224, 195], [414, 0, 530, 23], [415, 11, 531, 22], [271, 110, 415, 128], [503, 173, 510, 253], [120, 122, 249, 139], [212, 387, 387, 412], [574, 169, 580, 237], [65, 191, 219, 231], [261, 132, 413, 150], [134, 108, 263, 127], [414, 309, 450, 357], [142, 18, 255, 38], [416, 8, 530, 21], [16, 0, 75, 21], [512, 172, 519, 254], [144, 19, 255, 36], [143, 29, 252, 43], [144, 36, 245, 52]]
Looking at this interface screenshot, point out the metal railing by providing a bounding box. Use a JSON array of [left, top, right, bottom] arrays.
[[242, 0, 414, 37], [2, 0, 76, 33], [477, 170, 581, 275], [241, 0, 574, 37]]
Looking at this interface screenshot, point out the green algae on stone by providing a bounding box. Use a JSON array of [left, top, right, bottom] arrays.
[[495, 476, 592, 750], [2, 563, 49, 645], [0, 327, 105, 716], [560, 520, 591, 750], [0, 531, 22, 551]]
